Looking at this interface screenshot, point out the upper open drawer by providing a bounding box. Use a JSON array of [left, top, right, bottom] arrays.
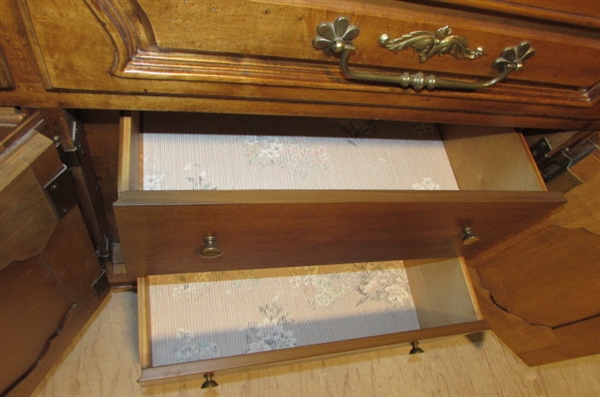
[[113, 112, 564, 277]]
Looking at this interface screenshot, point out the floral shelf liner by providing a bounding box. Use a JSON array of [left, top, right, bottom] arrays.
[[147, 261, 420, 366], [142, 123, 459, 191]]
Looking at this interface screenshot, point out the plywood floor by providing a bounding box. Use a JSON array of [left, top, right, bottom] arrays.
[[33, 291, 600, 397]]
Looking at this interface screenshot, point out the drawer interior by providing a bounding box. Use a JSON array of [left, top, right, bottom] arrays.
[[138, 257, 486, 385], [137, 114, 459, 192], [119, 112, 546, 193]]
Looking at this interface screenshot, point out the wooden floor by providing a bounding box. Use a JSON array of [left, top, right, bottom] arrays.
[[33, 291, 600, 397]]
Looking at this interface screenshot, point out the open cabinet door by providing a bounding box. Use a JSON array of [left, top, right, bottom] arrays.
[[465, 137, 600, 366], [0, 112, 109, 396]]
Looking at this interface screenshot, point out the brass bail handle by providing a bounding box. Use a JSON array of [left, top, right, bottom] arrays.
[[197, 236, 223, 258], [312, 16, 536, 91]]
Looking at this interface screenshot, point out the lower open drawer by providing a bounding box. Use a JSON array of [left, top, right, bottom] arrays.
[[137, 257, 488, 385]]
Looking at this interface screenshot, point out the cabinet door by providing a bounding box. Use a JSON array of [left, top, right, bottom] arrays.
[[0, 113, 108, 396], [467, 149, 600, 366]]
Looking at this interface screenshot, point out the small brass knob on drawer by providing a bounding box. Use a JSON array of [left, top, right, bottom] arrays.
[[197, 236, 223, 258], [409, 341, 424, 355], [462, 227, 480, 246], [201, 372, 218, 388]]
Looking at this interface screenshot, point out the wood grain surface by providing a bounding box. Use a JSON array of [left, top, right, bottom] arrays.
[[32, 291, 600, 397], [114, 190, 564, 277], [1, 1, 599, 129]]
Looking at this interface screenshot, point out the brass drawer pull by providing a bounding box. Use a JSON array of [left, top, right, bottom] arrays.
[[379, 26, 484, 63], [312, 17, 535, 91], [197, 236, 223, 258]]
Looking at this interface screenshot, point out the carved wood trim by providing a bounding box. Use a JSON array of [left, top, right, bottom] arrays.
[[85, 0, 351, 89], [85, 0, 154, 73]]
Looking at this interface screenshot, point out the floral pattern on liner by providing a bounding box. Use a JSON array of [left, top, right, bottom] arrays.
[[174, 328, 221, 363], [244, 135, 329, 179], [245, 303, 297, 353], [183, 163, 218, 190], [148, 261, 420, 367], [143, 174, 164, 190], [142, 127, 459, 190], [142, 161, 165, 190], [412, 177, 441, 190], [289, 263, 413, 309]]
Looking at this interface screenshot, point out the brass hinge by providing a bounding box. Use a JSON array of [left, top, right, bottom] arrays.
[[92, 269, 110, 297], [44, 165, 78, 218], [52, 120, 83, 168], [530, 136, 597, 192]]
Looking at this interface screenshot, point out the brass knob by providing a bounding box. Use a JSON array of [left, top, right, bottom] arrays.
[[462, 227, 480, 246], [201, 372, 218, 388], [409, 341, 424, 355], [197, 236, 223, 258]]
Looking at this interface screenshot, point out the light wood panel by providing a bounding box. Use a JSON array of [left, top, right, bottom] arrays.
[[441, 124, 546, 191], [404, 258, 479, 328], [550, 153, 600, 234], [117, 111, 140, 194], [137, 277, 151, 369], [32, 291, 600, 397]]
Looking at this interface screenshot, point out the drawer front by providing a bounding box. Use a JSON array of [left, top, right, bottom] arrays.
[[28, 0, 600, 88], [12, 0, 600, 127], [114, 190, 564, 277]]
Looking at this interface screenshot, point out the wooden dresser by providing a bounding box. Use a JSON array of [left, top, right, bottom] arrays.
[[1, 0, 598, 395]]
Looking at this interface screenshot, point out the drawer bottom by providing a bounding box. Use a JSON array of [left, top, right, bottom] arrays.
[[138, 258, 488, 385]]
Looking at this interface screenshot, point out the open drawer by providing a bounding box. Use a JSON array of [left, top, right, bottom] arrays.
[[114, 112, 564, 277], [115, 111, 562, 385], [137, 257, 488, 385]]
